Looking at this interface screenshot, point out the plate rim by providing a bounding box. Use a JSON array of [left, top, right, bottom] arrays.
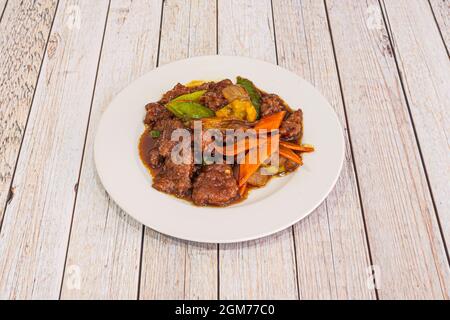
[[94, 55, 345, 243]]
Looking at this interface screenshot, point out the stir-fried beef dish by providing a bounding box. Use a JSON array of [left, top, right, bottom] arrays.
[[139, 77, 314, 207], [192, 164, 239, 206]]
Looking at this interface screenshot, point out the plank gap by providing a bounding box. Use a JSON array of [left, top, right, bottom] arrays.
[[427, 0, 450, 56], [0, 0, 8, 23]]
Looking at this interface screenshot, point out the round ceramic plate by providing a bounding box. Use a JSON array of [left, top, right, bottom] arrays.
[[94, 56, 344, 243]]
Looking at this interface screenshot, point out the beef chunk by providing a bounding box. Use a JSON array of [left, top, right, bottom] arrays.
[[199, 92, 227, 111], [280, 156, 300, 172], [153, 157, 194, 197], [151, 119, 194, 196], [139, 131, 164, 169], [212, 79, 233, 90], [158, 80, 232, 110], [199, 79, 233, 111], [260, 94, 286, 117], [280, 110, 303, 140], [158, 82, 216, 105], [144, 103, 173, 127], [159, 83, 192, 104], [145, 119, 187, 170], [192, 164, 239, 206], [147, 147, 163, 169], [153, 119, 186, 157], [192, 82, 214, 91]]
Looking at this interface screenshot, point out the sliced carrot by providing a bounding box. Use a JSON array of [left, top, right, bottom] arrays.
[[279, 146, 303, 165], [239, 163, 260, 187], [216, 135, 261, 156], [238, 134, 279, 187], [207, 112, 285, 156], [279, 140, 302, 150], [298, 144, 315, 153], [280, 141, 315, 153], [239, 183, 247, 197], [254, 111, 286, 130]]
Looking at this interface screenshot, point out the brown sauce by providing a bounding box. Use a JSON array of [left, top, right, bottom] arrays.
[[138, 128, 161, 177], [139, 127, 293, 207], [138, 81, 307, 207]]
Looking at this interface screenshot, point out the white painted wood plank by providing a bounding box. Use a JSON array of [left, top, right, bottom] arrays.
[[218, 0, 298, 300], [272, 0, 375, 300], [326, 0, 450, 299], [382, 0, 450, 251], [61, 0, 163, 300], [0, 0, 57, 225], [139, 0, 218, 300], [0, 0, 7, 20], [0, 0, 109, 299], [429, 0, 450, 50]]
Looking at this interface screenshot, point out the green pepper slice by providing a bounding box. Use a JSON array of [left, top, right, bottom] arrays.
[[171, 90, 206, 103], [236, 77, 261, 119], [166, 101, 215, 120]]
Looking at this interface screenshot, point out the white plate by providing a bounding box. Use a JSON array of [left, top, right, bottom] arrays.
[[94, 56, 344, 243]]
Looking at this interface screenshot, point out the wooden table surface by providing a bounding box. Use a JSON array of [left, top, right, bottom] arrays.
[[0, 0, 449, 300]]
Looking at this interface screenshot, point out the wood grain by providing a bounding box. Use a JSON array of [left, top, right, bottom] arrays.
[[429, 0, 450, 51], [326, 0, 450, 299], [218, 0, 298, 300], [139, 0, 218, 300], [272, 0, 375, 300], [0, 0, 57, 225], [0, 0, 109, 299], [60, 0, 164, 300], [381, 0, 450, 249]]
